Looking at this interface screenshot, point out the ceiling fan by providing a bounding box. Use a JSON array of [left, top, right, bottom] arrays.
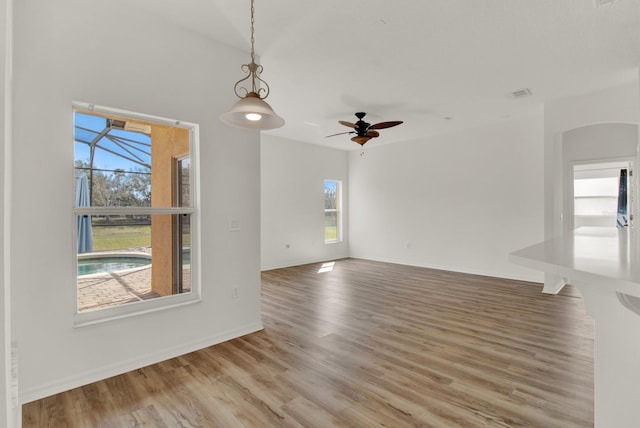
[[326, 112, 403, 146]]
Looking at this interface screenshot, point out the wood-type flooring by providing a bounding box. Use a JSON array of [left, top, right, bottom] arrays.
[[23, 258, 594, 427]]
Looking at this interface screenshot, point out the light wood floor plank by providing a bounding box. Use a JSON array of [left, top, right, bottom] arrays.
[[23, 258, 594, 427]]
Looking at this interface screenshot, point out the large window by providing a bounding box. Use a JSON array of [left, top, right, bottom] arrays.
[[73, 103, 199, 324], [324, 179, 342, 243]]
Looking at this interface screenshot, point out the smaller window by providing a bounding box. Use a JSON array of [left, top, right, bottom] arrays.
[[324, 180, 342, 243]]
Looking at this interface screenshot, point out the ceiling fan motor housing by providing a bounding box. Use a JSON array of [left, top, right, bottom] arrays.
[[355, 121, 370, 136], [354, 112, 370, 136]]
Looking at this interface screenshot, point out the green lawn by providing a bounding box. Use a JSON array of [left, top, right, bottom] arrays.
[[92, 225, 151, 251], [325, 226, 337, 242]]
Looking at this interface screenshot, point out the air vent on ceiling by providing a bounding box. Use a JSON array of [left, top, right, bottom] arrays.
[[511, 88, 533, 99], [594, 0, 616, 7]]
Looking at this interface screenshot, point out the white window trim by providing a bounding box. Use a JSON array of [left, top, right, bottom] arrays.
[[72, 102, 202, 327]]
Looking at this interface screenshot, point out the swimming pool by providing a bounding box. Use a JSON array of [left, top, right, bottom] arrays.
[[77, 255, 151, 276]]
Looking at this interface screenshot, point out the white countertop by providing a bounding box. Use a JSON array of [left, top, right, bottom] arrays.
[[510, 227, 640, 297]]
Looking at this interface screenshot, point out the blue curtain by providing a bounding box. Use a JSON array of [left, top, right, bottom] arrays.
[[617, 169, 628, 228], [76, 176, 94, 253]]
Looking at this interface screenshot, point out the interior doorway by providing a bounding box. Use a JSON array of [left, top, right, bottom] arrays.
[[571, 159, 633, 230]]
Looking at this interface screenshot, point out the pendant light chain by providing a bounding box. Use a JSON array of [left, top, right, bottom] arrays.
[[247, 0, 264, 95], [231, 0, 269, 98], [250, 0, 256, 65]]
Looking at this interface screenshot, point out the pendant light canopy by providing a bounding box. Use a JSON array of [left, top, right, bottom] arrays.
[[220, 0, 284, 130]]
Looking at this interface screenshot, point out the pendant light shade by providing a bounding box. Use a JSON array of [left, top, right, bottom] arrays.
[[220, 0, 284, 131], [220, 92, 284, 130]]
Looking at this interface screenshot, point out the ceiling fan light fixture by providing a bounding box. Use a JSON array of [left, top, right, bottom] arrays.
[[351, 136, 372, 146], [220, 0, 284, 131]]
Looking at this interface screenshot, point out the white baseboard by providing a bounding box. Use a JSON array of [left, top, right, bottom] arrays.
[[350, 255, 544, 284], [19, 321, 264, 405], [261, 256, 346, 271]]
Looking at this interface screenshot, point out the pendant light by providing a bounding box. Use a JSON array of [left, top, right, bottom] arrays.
[[220, 0, 284, 130]]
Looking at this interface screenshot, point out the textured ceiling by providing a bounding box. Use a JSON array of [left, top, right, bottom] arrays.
[[133, 0, 640, 150]]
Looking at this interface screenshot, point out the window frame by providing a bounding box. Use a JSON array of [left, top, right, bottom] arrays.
[[72, 101, 201, 327], [324, 179, 343, 244]]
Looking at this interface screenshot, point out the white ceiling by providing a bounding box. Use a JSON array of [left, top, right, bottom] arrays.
[[133, 0, 639, 150]]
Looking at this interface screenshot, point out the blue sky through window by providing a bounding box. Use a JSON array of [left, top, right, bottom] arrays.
[[324, 180, 337, 193], [74, 112, 151, 172]]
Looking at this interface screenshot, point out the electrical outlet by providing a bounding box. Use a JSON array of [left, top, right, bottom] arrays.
[[232, 287, 239, 299], [229, 219, 241, 232]]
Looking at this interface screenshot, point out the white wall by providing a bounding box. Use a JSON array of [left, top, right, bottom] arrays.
[[12, 0, 263, 403], [563, 123, 638, 162], [348, 112, 544, 282], [261, 135, 348, 270]]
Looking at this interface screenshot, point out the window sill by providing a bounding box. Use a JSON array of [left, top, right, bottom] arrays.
[[73, 292, 201, 327]]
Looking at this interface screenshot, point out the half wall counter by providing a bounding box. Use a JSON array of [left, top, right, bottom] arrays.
[[510, 226, 640, 428]]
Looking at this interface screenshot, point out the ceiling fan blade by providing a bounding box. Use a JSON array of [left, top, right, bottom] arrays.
[[366, 130, 380, 138], [339, 120, 357, 129], [325, 131, 355, 138], [369, 120, 403, 130], [351, 136, 372, 146]]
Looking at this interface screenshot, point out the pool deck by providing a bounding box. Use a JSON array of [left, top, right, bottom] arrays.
[[77, 266, 159, 312], [78, 265, 192, 312]]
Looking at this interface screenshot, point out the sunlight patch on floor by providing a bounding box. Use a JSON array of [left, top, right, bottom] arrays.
[[318, 261, 335, 273]]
